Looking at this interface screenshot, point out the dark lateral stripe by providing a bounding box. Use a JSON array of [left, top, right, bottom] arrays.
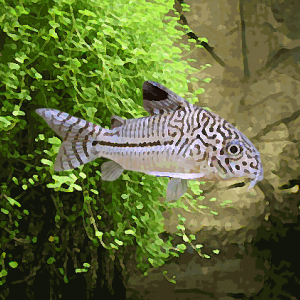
[[91, 140, 170, 148]]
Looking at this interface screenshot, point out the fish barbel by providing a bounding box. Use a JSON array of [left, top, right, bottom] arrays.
[[36, 81, 263, 201]]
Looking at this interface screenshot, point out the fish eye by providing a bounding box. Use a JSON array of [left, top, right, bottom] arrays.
[[226, 142, 243, 155]]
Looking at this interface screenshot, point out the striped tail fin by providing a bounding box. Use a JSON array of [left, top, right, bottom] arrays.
[[36, 108, 103, 171]]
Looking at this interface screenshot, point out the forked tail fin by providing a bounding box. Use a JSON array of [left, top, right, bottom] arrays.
[[36, 108, 103, 171]]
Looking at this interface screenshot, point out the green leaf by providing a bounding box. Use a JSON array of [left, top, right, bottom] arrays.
[[12, 110, 25, 116], [177, 244, 186, 251], [8, 63, 20, 70], [79, 172, 86, 179], [114, 57, 124, 66], [178, 215, 186, 222], [0, 117, 11, 127], [15, 52, 29, 63], [49, 20, 60, 29], [85, 106, 97, 117], [182, 234, 189, 242], [12, 177, 19, 185], [189, 181, 202, 195], [47, 257, 56, 264], [75, 268, 88, 273], [110, 243, 118, 249], [48, 137, 61, 145], [115, 239, 123, 246], [49, 28, 58, 39], [9, 261, 18, 268], [73, 184, 82, 191], [124, 229, 135, 236], [78, 9, 97, 17], [176, 224, 185, 231], [210, 210, 218, 215], [41, 159, 53, 166], [155, 239, 163, 246], [1, 208, 9, 214], [189, 234, 196, 240], [95, 231, 103, 237], [3, 195, 21, 207], [58, 268, 64, 275]]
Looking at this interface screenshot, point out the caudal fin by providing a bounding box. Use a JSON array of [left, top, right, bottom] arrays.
[[36, 108, 103, 171]]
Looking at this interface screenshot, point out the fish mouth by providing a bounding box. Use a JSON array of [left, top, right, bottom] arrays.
[[210, 158, 264, 189]]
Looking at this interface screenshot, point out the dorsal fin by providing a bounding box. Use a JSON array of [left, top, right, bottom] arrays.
[[143, 81, 188, 115], [111, 115, 126, 128]]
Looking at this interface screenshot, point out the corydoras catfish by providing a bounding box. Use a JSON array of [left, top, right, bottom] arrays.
[[36, 81, 263, 201]]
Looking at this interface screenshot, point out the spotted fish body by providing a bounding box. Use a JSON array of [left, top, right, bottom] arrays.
[[36, 81, 263, 201]]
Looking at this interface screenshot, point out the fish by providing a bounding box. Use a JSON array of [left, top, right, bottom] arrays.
[[36, 81, 263, 201]]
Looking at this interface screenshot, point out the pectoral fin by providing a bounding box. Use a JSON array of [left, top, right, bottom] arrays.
[[166, 178, 188, 202], [101, 161, 124, 181]]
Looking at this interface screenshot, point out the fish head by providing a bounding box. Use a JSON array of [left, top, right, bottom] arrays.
[[210, 130, 263, 190]]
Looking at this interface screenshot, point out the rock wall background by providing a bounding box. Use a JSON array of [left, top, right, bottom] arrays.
[[127, 1, 300, 299]]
